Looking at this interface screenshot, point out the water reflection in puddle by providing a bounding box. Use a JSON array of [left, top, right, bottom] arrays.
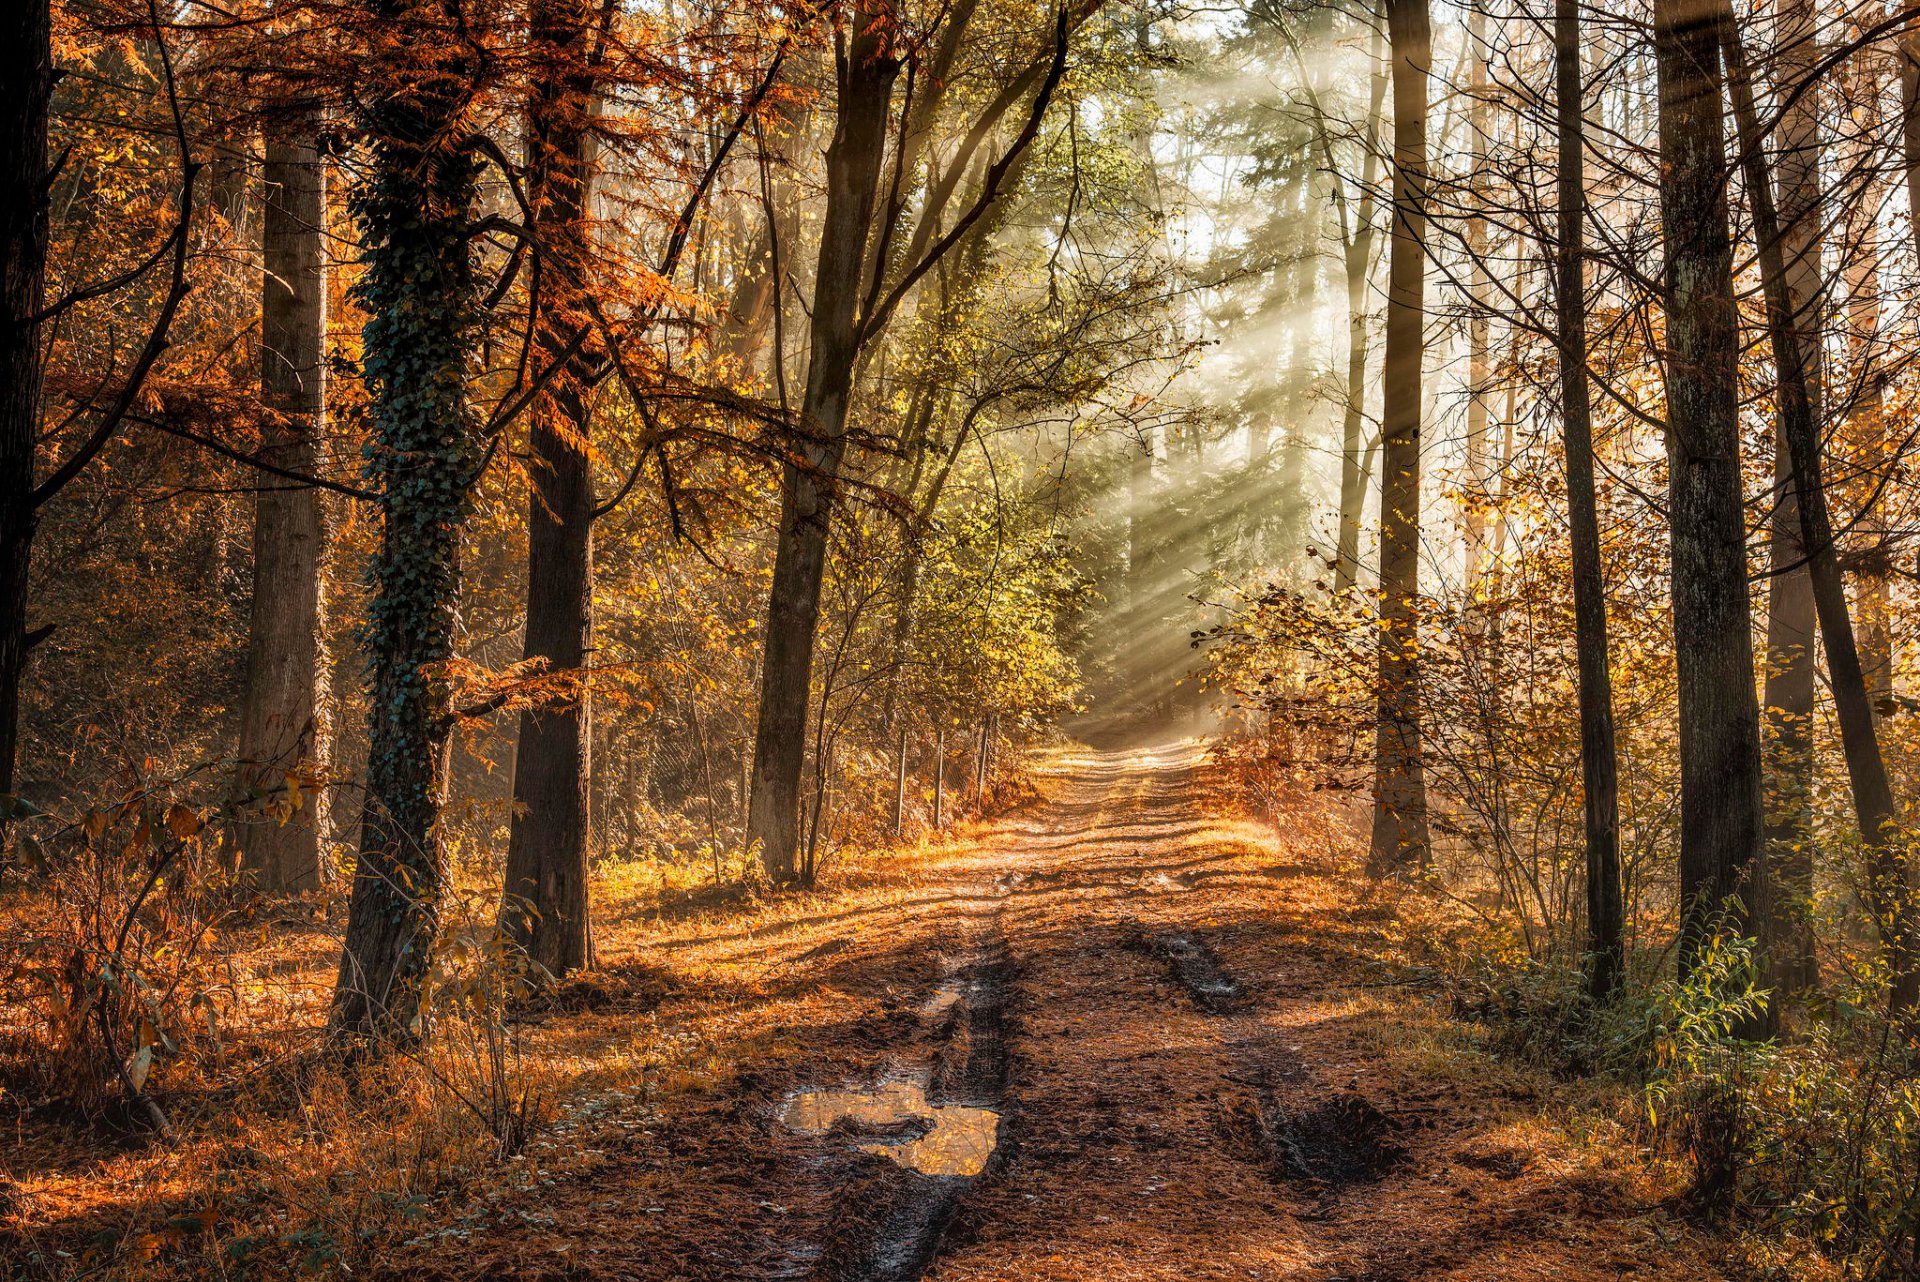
[[780, 1080, 1001, 1178]]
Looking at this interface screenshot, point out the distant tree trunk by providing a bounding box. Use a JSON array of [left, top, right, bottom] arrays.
[[1463, 6, 1491, 592], [1839, 11, 1892, 715], [236, 109, 330, 894], [1334, 22, 1387, 596], [1653, 0, 1765, 967], [746, 6, 901, 883], [1554, 0, 1623, 1002], [1369, 0, 1433, 875], [1274, 181, 1315, 567], [934, 725, 946, 829], [893, 725, 908, 834], [1904, 28, 1920, 273], [0, 0, 52, 798], [1724, 20, 1917, 1011], [499, 0, 597, 980], [1756, 0, 1821, 997], [1127, 429, 1155, 610], [331, 0, 481, 1039]]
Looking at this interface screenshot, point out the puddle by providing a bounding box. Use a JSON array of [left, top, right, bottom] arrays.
[[781, 1080, 1001, 1178]]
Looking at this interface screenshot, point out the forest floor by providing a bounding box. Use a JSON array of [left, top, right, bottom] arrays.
[[364, 740, 1739, 1282]]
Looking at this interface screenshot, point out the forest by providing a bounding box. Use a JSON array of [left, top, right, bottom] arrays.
[[6, 0, 1920, 1274]]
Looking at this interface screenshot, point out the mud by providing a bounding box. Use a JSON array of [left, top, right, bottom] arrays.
[[784, 939, 1014, 1281], [1266, 1091, 1406, 1189], [1141, 928, 1247, 1014], [363, 744, 1736, 1282]]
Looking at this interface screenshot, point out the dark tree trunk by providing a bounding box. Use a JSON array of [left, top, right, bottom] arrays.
[[1724, 22, 1917, 1011], [1839, 10, 1892, 725], [1554, 0, 1624, 1002], [499, 0, 597, 980], [236, 109, 330, 893], [1756, 0, 1822, 998], [1652, 0, 1767, 968], [331, 0, 482, 1040], [746, 8, 901, 884], [0, 0, 52, 799], [1904, 30, 1920, 274], [1369, 0, 1433, 875]]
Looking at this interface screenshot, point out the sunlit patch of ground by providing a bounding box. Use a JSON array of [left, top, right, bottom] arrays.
[[0, 743, 1750, 1280]]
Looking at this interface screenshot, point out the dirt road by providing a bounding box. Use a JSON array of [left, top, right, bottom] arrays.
[[405, 744, 1730, 1281]]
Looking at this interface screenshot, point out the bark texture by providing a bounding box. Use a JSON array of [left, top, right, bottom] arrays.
[[236, 110, 331, 893], [0, 0, 53, 798], [1653, 0, 1766, 965], [746, 5, 901, 883], [1369, 0, 1433, 874], [1553, 0, 1623, 1001], [499, 0, 597, 979]]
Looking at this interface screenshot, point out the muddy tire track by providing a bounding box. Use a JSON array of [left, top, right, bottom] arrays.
[[773, 915, 1012, 1282], [1132, 915, 1407, 1207]]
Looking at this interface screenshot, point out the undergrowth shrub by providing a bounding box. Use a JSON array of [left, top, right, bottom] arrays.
[[1448, 923, 1920, 1275], [0, 772, 561, 1277], [1, 785, 238, 1123]]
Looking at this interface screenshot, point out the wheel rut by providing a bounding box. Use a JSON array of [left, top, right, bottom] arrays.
[[394, 743, 1734, 1282], [773, 910, 1013, 1281]]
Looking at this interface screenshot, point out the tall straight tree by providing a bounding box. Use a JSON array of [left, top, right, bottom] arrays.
[[1838, 9, 1892, 714], [235, 106, 331, 893], [1723, 19, 1917, 1012], [1463, 5, 1491, 592], [1369, 0, 1432, 873], [498, 0, 599, 979], [745, 0, 903, 884], [1277, 12, 1384, 597], [1, 0, 193, 801], [1755, 0, 1821, 999], [1651, 0, 1765, 965], [1903, 28, 1920, 269], [0, 0, 54, 801], [1331, 30, 1385, 597], [744, 2, 1074, 882], [331, 0, 483, 1039], [1553, 0, 1623, 1001]]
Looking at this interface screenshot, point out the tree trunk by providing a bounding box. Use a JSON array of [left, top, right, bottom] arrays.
[[236, 109, 330, 894], [0, 0, 52, 799], [1554, 0, 1624, 1002], [1903, 29, 1920, 274], [746, 8, 901, 883], [1653, 0, 1766, 967], [1724, 20, 1917, 1011], [499, 0, 597, 980], [331, 0, 481, 1040], [1464, 6, 1491, 593], [1127, 429, 1155, 613], [893, 725, 907, 834], [1334, 22, 1387, 597], [1840, 9, 1892, 717], [1753, 0, 1823, 998], [1369, 0, 1433, 875]]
